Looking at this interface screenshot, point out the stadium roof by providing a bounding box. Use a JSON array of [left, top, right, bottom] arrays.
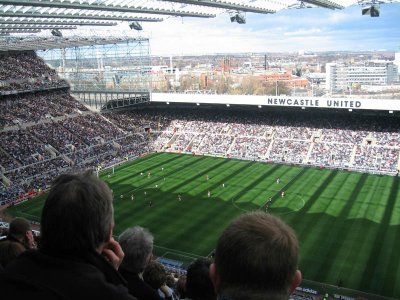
[[0, 35, 147, 52], [0, 1, 360, 35], [0, 0, 397, 50]]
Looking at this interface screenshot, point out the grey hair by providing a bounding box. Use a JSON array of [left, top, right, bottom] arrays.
[[119, 226, 154, 273]]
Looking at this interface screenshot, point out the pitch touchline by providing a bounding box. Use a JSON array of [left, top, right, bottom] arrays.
[[154, 244, 203, 258], [161, 251, 200, 260]]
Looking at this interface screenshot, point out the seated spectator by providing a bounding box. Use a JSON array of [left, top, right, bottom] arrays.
[[119, 226, 161, 300], [1, 217, 35, 250], [0, 171, 135, 300], [0, 240, 26, 268], [209, 212, 302, 300], [143, 260, 176, 300], [186, 258, 216, 300]]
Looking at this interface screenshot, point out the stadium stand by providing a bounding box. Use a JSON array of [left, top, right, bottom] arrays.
[[1, 51, 400, 206], [0, 52, 68, 94]]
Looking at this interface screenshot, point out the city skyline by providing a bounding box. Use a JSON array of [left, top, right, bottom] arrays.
[[138, 3, 400, 56]]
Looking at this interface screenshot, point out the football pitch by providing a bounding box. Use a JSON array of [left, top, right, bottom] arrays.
[[7, 152, 400, 299]]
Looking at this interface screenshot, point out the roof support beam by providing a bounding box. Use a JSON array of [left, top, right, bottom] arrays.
[[161, 0, 275, 14], [300, 0, 344, 9], [0, 25, 77, 30], [0, 11, 163, 22], [0, 18, 117, 26], [0, 0, 216, 18]]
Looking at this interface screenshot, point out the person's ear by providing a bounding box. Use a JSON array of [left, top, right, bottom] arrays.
[[289, 270, 302, 295], [209, 263, 221, 292]]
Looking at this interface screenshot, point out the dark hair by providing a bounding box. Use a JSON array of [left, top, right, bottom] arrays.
[[8, 218, 31, 239], [186, 258, 216, 300], [143, 261, 167, 290], [214, 212, 299, 297], [176, 275, 187, 299], [119, 226, 153, 273], [40, 172, 113, 253]]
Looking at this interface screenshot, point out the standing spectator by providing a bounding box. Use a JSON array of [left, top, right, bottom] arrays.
[[1, 217, 35, 250], [119, 226, 161, 300], [0, 171, 135, 300], [186, 258, 216, 300], [209, 212, 301, 300]]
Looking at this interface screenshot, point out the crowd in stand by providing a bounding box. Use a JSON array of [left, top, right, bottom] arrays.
[[30, 122, 87, 154], [269, 140, 311, 164], [196, 134, 234, 156], [0, 52, 69, 93], [172, 133, 195, 152], [354, 146, 399, 172], [0, 130, 51, 165], [0, 52, 56, 81], [321, 129, 366, 144], [0, 90, 88, 127], [308, 143, 353, 167], [230, 137, 271, 159]]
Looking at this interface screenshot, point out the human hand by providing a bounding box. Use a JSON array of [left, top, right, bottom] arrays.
[[160, 284, 172, 298], [102, 237, 125, 270]]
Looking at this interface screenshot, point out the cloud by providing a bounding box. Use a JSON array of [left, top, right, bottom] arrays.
[[284, 28, 322, 36], [142, 3, 400, 55]]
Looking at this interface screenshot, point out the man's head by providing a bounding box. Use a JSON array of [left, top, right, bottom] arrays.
[[119, 226, 154, 274], [8, 217, 34, 249], [209, 212, 301, 300], [143, 261, 167, 290], [40, 171, 114, 254], [186, 258, 216, 300]]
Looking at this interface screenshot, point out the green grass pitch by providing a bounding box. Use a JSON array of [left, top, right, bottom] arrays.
[[7, 152, 400, 298]]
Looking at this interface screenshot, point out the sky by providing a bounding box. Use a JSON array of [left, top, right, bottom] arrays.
[[125, 2, 400, 55]]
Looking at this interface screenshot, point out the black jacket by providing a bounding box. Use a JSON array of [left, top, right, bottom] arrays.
[[120, 268, 162, 300], [0, 249, 136, 300]]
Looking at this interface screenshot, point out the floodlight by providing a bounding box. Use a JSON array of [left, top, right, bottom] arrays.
[[362, 5, 380, 17], [229, 11, 246, 24], [129, 21, 143, 30], [235, 13, 246, 24], [51, 29, 62, 37], [370, 5, 380, 17]]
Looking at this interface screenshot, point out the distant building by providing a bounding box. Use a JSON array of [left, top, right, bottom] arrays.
[[394, 50, 400, 75], [325, 61, 398, 92]]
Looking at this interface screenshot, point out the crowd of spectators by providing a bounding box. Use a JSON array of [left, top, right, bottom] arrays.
[[0, 195, 317, 300], [309, 143, 353, 168], [0, 52, 56, 81], [0, 90, 88, 127], [196, 134, 234, 156], [120, 108, 399, 175], [269, 140, 311, 164], [59, 114, 124, 146], [321, 129, 366, 144], [354, 145, 399, 172], [230, 137, 271, 159], [172, 133, 195, 152], [0, 150, 19, 171], [0, 130, 51, 166], [0, 51, 69, 93], [30, 122, 87, 154]]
